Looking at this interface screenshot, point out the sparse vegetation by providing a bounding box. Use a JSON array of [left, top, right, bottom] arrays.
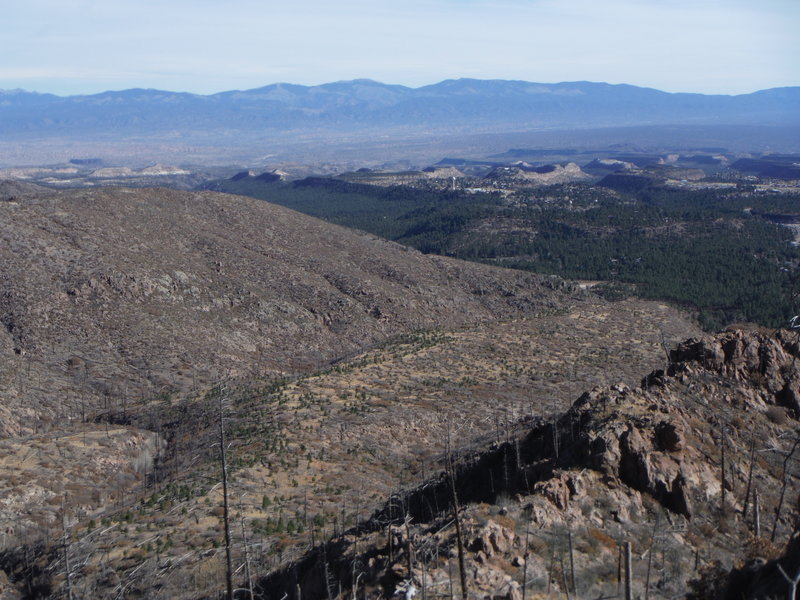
[[2, 181, 798, 599]]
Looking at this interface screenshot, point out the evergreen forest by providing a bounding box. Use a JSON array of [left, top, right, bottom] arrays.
[[210, 177, 800, 330]]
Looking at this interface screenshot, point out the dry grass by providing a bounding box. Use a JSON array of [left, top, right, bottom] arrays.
[[0, 295, 700, 598], [0, 426, 160, 547]]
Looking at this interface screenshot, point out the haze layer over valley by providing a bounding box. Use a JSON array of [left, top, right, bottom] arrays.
[[1, 80, 799, 167]]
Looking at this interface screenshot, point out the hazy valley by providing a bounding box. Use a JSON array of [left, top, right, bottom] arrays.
[[1, 80, 799, 167]]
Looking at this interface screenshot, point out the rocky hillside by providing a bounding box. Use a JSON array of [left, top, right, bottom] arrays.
[[259, 329, 800, 600], [0, 183, 577, 437], [0, 182, 706, 599]]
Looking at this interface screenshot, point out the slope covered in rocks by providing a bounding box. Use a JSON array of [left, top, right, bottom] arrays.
[[0, 183, 576, 437], [260, 329, 800, 600], [0, 183, 704, 599], [0, 297, 697, 599]]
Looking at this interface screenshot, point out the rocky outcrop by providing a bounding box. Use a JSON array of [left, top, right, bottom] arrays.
[[670, 328, 800, 414], [258, 329, 800, 600], [484, 163, 592, 185], [619, 422, 692, 516], [470, 519, 517, 557], [583, 158, 637, 173]]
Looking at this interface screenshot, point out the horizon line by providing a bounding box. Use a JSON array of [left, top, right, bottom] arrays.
[[2, 77, 798, 99]]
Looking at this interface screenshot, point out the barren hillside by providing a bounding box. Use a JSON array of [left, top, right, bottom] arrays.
[[0, 184, 577, 436], [0, 184, 705, 598]]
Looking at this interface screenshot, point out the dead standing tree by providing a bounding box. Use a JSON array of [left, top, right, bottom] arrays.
[[445, 419, 468, 600], [771, 434, 800, 543], [61, 495, 74, 600], [777, 562, 800, 600], [215, 384, 234, 600]]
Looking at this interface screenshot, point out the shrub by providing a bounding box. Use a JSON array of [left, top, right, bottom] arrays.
[[686, 561, 729, 600], [588, 527, 618, 551], [765, 405, 788, 425]]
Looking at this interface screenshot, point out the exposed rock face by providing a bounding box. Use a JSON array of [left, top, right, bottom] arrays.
[[335, 166, 467, 188], [470, 519, 517, 557], [655, 421, 683, 452], [583, 158, 637, 172], [137, 164, 189, 176], [421, 166, 464, 179], [670, 328, 800, 413], [549, 382, 711, 521], [554, 328, 800, 524], [259, 329, 800, 600], [484, 162, 592, 185]]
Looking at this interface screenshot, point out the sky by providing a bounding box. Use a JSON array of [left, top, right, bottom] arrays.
[[1, 0, 798, 97]]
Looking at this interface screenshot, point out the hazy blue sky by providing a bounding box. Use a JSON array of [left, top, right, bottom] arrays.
[[2, 0, 798, 96]]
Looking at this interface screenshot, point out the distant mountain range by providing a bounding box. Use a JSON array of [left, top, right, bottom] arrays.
[[2, 79, 798, 166], [2, 79, 798, 138]]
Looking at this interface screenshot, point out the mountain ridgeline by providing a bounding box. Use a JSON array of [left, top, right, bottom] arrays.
[[2, 79, 799, 139]]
